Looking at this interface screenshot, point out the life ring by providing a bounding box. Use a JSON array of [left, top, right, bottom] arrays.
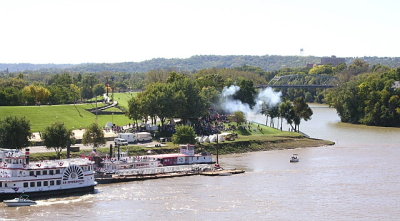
[[59, 161, 64, 166]]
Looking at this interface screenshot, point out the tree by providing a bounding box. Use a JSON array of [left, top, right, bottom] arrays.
[[326, 68, 400, 127], [229, 111, 246, 126], [82, 123, 105, 149], [268, 105, 280, 128], [309, 65, 333, 75], [168, 73, 207, 122], [145, 70, 169, 84], [261, 102, 270, 126], [0, 116, 31, 149], [93, 84, 106, 97], [22, 85, 51, 105], [279, 100, 296, 131], [293, 97, 313, 132], [199, 86, 220, 107], [142, 83, 175, 127], [172, 125, 196, 144], [127, 96, 143, 130], [69, 84, 81, 103], [42, 122, 74, 159], [195, 73, 225, 91], [233, 79, 256, 107]]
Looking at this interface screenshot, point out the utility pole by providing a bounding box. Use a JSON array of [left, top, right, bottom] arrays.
[[216, 132, 219, 165]]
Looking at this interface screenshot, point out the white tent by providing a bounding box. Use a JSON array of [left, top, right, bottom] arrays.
[[105, 122, 113, 128]]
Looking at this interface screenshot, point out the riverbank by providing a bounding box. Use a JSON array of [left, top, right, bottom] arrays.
[[28, 135, 334, 161], [26, 121, 334, 161], [199, 136, 334, 155]]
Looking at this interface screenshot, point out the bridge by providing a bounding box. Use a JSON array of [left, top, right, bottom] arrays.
[[257, 74, 339, 89]]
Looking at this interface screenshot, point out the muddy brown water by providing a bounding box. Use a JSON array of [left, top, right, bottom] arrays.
[[2, 105, 400, 220]]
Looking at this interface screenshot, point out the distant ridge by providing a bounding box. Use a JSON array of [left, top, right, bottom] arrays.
[[1, 55, 400, 73]]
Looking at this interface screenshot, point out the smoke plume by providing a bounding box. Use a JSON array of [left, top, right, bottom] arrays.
[[219, 85, 282, 118]]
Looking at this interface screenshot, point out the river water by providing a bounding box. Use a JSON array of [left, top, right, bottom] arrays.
[[2, 105, 400, 220]]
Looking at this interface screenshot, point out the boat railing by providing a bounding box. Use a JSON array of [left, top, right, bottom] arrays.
[[115, 164, 213, 176]]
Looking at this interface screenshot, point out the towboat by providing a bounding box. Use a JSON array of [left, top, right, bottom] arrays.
[[4, 194, 36, 207], [290, 154, 299, 163]]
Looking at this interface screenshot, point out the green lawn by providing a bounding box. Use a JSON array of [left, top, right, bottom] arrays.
[[0, 104, 133, 132], [113, 92, 138, 109]]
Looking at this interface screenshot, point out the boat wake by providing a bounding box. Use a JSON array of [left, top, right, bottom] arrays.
[[35, 195, 94, 206]]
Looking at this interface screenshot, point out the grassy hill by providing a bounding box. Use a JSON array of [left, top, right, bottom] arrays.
[[0, 103, 132, 132], [3, 55, 400, 73], [113, 92, 138, 109]]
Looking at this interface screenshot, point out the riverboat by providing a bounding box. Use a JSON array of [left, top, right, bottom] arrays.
[[95, 144, 214, 175], [290, 154, 299, 163], [0, 148, 97, 201]]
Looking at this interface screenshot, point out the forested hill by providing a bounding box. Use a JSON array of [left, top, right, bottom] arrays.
[[2, 55, 400, 73]]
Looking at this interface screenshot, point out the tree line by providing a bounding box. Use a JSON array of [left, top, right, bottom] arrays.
[[0, 116, 106, 158], [326, 68, 400, 126]]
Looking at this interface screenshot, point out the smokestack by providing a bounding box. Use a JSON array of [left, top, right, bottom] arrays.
[[25, 148, 30, 164]]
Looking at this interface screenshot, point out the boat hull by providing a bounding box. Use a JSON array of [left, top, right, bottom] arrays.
[[0, 185, 96, 201], [4, 201, 36, 207]]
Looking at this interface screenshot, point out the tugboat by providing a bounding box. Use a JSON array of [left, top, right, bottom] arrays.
[[0, 148, 97, 201], [4, 194, 36, 207], [290, 154, 299, 163]]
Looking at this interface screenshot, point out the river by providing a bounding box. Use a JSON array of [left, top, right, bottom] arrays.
[[2, 105, 400, 220]]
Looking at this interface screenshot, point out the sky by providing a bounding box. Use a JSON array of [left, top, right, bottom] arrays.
[[1, 0, 399, 64]]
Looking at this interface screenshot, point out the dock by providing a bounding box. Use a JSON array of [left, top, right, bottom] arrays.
[[96, 171, 199, 184], [95, 166, 245, 184], [200, 169, 245, 176]]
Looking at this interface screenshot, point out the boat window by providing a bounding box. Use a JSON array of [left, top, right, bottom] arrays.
[[37, 181, 41, 187], [6, 159, 11, 163], [19, 159, 22, 164], [0, 159, 2, 163], [43, 170, 48, 175], [4, 183, 7, 187], [0, 182, 2, 187], [23, 182, 28, 187], [49, 170, 54, 175], [29, 171, 34, 176], [50, 180, 54, 186], [56, 180, 61, 185], [30, 182, 35, 187], [56, 169, 60, 174], [44, 181, 48, 186], [36, 171, 41, 176], [12, 159, 17, 164]]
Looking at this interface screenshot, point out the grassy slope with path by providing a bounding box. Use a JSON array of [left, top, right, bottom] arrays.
[[113, 92, 138, 109], [0, 103, 132, 132]]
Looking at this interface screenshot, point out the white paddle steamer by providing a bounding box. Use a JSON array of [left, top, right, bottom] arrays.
[[0, 148, 97, 201]]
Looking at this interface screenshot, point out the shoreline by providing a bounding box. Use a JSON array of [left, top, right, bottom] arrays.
[[28, 136, 334, 161], [199, 136, 335, 156]]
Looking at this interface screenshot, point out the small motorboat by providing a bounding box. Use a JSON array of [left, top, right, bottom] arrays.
[[290, 154, 299, 163], [3, 195, 37, 207]]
